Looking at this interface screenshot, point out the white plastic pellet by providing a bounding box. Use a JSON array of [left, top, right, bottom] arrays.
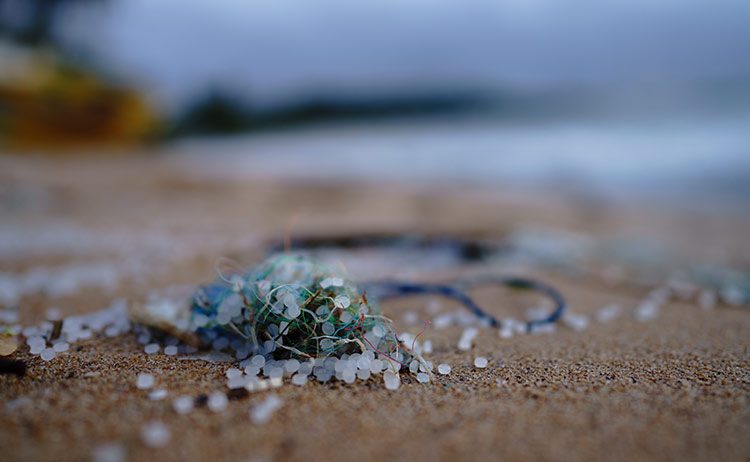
[[92, 442, 125, 462], [140, 421, 170, 448], [402, 311, 418, 325], [340, 311, 353, 323], [291, 374, 307, 386], [530, 323, 556, 335], [136, 373, 155, 390], [46, 307, 63, 321], [30, 343, 44, 355], [164, 345, 178, 356], [207, 392, 228, 412], [416, 372, 430, 383], [437, 363, 451, 375], [383, 371, 400, 391], [298, 361, 313, 375], [27, 336, 45, 347], [225, 368, 243, 379], [285, 305, 301, 319], [172, 395, 194, 415], [342, 369, 356, 384], [458, 327, 478, 351], [244, 365, 260, 377], [635, 301, 659, 322], [333, 295, 350, 309], [562, 313, 589, 332], [356, 355, 371, 370], [228, 376, 247, 389], [53, 342, 69, 353], [433, 313, 453, 330], [144, 343, 160, 355], [474, 357, 488, 368], [250, 394, 283, 425], [40, 348, 56, 361], [596, 304, 621, 324], [284, 359, 300, 373], [148, 389, 168, 401]]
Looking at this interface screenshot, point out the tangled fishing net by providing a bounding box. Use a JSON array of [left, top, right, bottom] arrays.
[[134, 253, 422, 373], [192, 254, 409, 362]]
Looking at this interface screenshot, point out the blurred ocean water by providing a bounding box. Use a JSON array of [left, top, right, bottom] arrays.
[[172, 113, 750, 210]]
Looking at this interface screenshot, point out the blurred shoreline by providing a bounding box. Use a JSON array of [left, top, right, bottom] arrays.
[[167, 114, 750, 214]]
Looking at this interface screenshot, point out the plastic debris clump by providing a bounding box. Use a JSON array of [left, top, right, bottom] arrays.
[[187, 254, 420, 370]]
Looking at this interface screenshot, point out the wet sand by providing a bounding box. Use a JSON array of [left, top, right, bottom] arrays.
[[1, 154, 749, 462]]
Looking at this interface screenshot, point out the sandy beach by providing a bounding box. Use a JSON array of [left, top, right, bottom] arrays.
[[1, 153, 749, 462]]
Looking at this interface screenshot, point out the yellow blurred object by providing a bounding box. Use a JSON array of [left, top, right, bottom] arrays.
[[0, 47, 160, 150], [0, 333, 18, 356]]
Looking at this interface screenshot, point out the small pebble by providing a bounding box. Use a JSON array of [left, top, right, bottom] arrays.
[[437, 363, 451, 375], [136, 373, 155, 390], [474, 357, 488, 368], [140, 421, 170, 448]]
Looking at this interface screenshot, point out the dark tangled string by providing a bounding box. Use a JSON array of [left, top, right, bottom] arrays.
[[275, 233, 567, 331], [364, 276, 565, 332]]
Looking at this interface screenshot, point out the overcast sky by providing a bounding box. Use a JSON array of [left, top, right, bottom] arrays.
[[59, 0, 750, 109]]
